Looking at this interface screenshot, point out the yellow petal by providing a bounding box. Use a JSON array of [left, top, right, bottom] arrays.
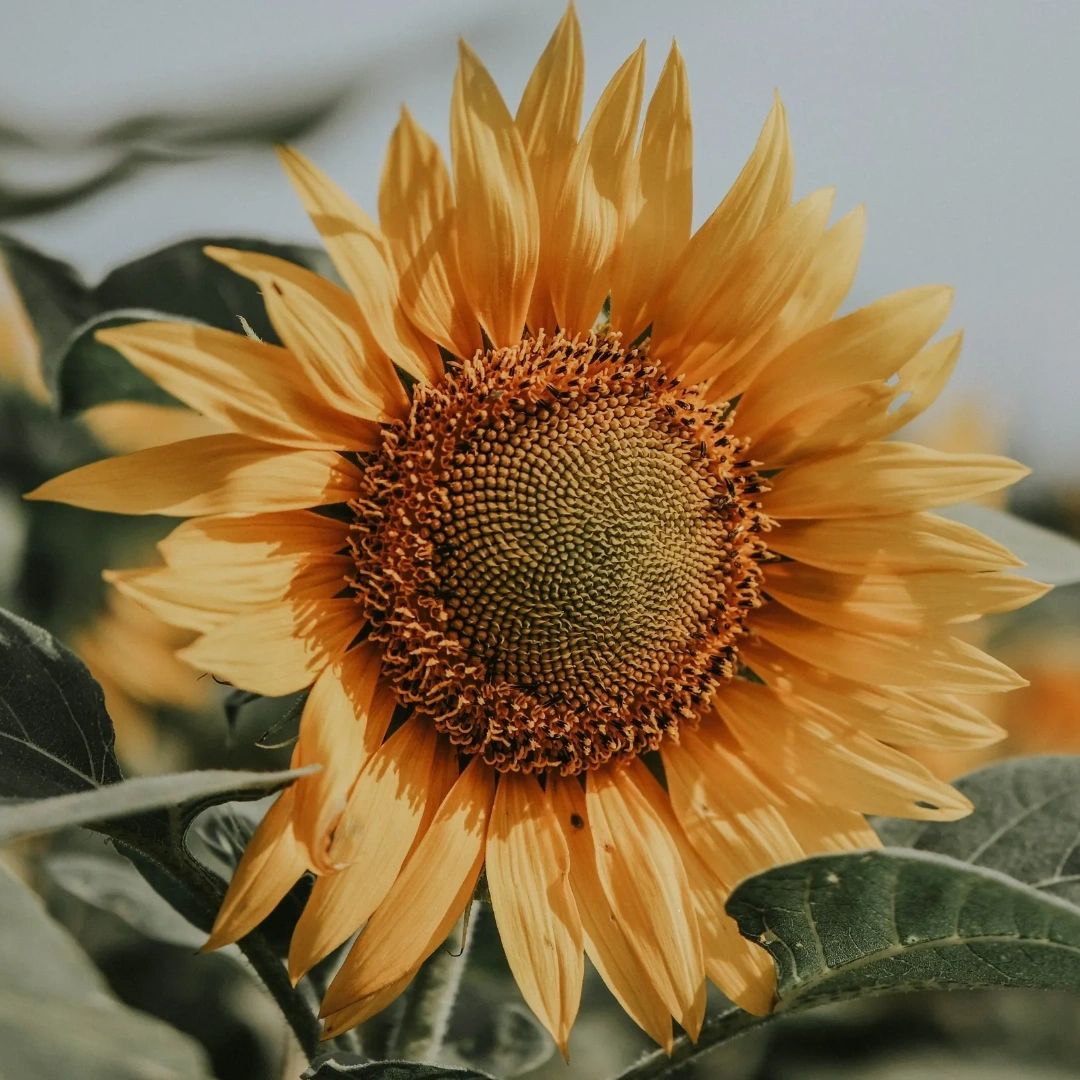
[[610, 42, 693, 340], [26, 434, 362, 516], [204, 246, 408, 420], [763, 442, 1030, 519], [94, 321, 375, 451], [275, 146, 440, 384], [764, 562, 1050, 633], [748, 380, 895, 465], [735, 285, 954, 437], [516, 4, 584, 333], [321, 757, 495, 1015], [379, 108, 482, 359], [549, 775, 673, 1050], [670, 817, 776, 1016], [548, 44, 646, 334], [765, 511, 1023, 574], [158, 510, 349, 568], [319, 970, 416, 1040], [178, 598, 360, 697], [80, 401, 223, 453], [663, 729, 803, 885], [451, 41, 539, 347], [105, 556, 351, 634], [753, 605, 1027, 694], [718, 205, 865, 402], [873, 330, 964, 438], [585, 760, 704, 1038], [289, 718, 455, 981], [716, 680, 975, 819], [105, 568, 231, 635], [651, 94, 792, 354], [291, 643, 390, 869], [743, 639, 1007, 750], [671, 189, 836, 390], [487, 773, 583, 1055], [204, 788, 307, 950]]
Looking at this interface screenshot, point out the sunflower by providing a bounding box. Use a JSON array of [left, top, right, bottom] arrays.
[[28, 7, 1048, 1053]]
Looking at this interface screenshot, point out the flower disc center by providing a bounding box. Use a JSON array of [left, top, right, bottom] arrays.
[[351, 333, 768, 774]]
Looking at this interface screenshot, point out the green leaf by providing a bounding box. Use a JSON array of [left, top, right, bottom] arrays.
[[56, 236, 332, 415], [0, 235, 95, 377], [727, 847, 1080, 1012], [0, 764, 315, 844], [303, 1056, 493, 1079], [728, 756, 1080, 1015], [45, 849, 209, 950], [940, 504, 1080, 586], [2, 232, 333, 411], [56, 310, 187, 414], [875, 755, 1080, 899], [92, 235, 334, 342], [0, 606, 121, 799], [0, 603, 323, 1055], [0, 860, 212, 1079]]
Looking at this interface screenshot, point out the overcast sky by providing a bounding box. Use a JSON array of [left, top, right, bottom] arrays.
[[2, 0, 1077, 482]]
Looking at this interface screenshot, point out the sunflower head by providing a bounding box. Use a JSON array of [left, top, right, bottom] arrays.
[[28, 4, 1047, 1056]]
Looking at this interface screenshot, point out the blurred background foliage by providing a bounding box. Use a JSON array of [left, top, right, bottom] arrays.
[[1, 3, 1079, 1078]]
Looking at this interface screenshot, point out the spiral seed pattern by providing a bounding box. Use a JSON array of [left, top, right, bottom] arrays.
[[350, 333, 769, 773]]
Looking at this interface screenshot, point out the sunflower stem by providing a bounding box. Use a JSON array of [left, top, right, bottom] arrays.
[[613, 1006, 769, 1080], [156, 842, 323, 1060], [236, 931, 323, 1060], [388, 908, 475, 1062]]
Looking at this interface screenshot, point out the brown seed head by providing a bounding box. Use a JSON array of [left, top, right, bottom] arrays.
[[350, 332, 769, 774]]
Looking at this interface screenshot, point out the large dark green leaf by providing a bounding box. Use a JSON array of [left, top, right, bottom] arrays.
[[46, 849, 209, 950], [0, 606, 120, 798], [0, 860, 212, 1079], [0, 606, 313, 842], [728, 847, 1080, 1013], [875, 755, 1080, 899], [726, 756, 1080, 1017], [303, 1057, 493, 1079]]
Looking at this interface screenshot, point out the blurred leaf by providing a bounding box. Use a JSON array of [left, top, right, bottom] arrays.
[[0, 763, 314, 844], [940, 504, 1080, 585], [728, 846, 1080, 1012], [447, 1000, 553, 1078], [0, 85, 350, 219], [304, 1056, 493, 1079], [45, 850, 208, 949], [0, 605, 121, 798], [0, 860, 212, 1078], [92, 235, 334, 328], [0, 234, 95, 372], [875, 755, 1080, 900], [1, 232, 333, 409], [56, 310, 186, 413]]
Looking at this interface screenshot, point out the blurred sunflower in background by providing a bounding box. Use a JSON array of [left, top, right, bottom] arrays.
[[29, 5, 1050, 1053], [0, 264, 213, 771]]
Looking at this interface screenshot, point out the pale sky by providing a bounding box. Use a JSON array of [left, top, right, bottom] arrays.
[[1, 0, 1077, 482]]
